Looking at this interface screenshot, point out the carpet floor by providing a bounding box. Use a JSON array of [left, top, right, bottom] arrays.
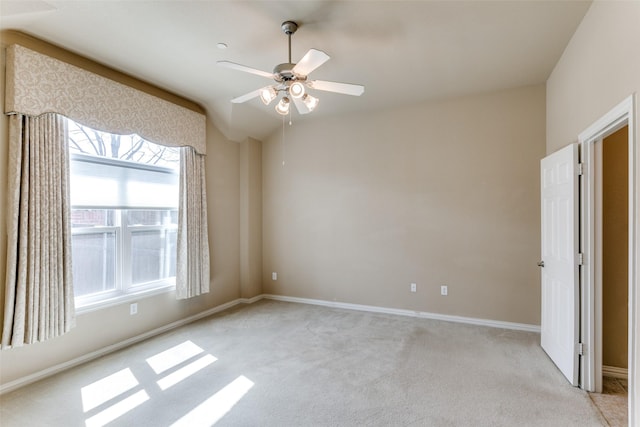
[[0, 300, 607, 426], [590, 377, 628, 426]]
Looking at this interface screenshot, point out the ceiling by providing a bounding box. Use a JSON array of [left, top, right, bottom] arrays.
[[1, 0, 591, 142]]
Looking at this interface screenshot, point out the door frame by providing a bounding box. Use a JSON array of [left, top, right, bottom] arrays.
[[578, 94, 636, 424]]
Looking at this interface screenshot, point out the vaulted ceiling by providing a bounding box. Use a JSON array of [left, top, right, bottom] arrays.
[[1, 0, 591, 142]]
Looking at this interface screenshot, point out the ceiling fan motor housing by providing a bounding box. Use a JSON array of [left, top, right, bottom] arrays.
[[273, 63, 306, 83]]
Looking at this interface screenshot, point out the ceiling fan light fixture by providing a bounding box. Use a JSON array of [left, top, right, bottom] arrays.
[[302, 94, 319, 112], [275, 97, 290, 115], [218, 20, 363, 120], [289, 81, 305, 99], [260, 86, 277, 105]]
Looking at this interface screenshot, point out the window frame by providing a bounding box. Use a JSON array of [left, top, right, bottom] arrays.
[[72, 209, 178, 312], [68, 128, 180, 313]]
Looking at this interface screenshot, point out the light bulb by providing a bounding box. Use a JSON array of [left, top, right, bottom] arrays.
[[289, 81, 305, 99], [260, 87, 277, 105], [275, 97, 290, 115], [302, 94, 319, 112]]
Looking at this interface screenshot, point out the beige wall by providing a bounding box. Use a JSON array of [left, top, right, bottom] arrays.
[[546, 1, 640, 154], [207, 123, 242, 304], [240, 137, 263, 299], [263, 84, 545, 325], [602, 126, 628, 369], [0, 36, 244, 387]]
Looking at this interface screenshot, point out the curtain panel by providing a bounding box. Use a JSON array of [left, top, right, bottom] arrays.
[[2, 113, 75, 348], [176, 147, 210, 299], [3, 44, 211, 348]]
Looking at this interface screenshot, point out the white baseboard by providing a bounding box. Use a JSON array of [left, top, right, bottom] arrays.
[[603, 365, 628, 379], [0, 296, 259, 395], [261, 294, 541, 333], [1, 292, 539, 395]]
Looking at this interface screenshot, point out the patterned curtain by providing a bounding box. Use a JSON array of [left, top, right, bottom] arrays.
[[2, 113, 75, 348], [176, 147, 210, 299], [4, 44, 211, 311]]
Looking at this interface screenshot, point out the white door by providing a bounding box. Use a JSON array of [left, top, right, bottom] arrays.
[[540, 143, 580, 386]]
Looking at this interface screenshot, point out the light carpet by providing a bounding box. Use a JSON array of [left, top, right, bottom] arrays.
[[0, 300, 606, 426]]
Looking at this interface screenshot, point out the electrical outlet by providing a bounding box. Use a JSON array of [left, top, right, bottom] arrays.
[[272, 272, 278, 281], [130, 303, 138, 315], [441, 285, 448, 296], [410, 283, 417, 293]]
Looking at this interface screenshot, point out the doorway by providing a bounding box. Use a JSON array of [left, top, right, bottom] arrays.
[[601, 126, 629, 382], [587, 125, 629, 425], [578, 95, 636, 425]]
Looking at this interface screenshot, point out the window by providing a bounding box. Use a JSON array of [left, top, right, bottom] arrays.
[[67, 119, 180, 309]]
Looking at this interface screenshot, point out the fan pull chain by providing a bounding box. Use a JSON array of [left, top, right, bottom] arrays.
[[281, 114, 286, 166]]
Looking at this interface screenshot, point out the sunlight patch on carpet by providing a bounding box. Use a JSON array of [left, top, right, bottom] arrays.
[[81, 368, 139, 412], [170, 375, 254, 426], [84, 390, 149, 427], [157, 354, 217, 390], [146, 340, 205, 374]]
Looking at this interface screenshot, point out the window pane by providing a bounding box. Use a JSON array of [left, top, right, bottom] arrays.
[[131, 229, 176, 285], [167, 230, 177, 277], [128, 210, 178, 226], [71, 209, 116, 228], [67, 119, 180, 169], [72, 232, 116, 297]]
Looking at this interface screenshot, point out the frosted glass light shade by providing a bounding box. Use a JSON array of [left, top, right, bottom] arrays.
[[275, 97, 290, 115], [260, 87, 277, 105], [289, 82, 305, 99], [302, 94, 319, 112]]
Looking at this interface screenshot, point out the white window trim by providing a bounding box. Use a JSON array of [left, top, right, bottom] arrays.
[[75, 280, 176, 314]]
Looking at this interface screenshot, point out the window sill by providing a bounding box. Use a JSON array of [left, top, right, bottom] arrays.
[[75, 283, 175, 315]]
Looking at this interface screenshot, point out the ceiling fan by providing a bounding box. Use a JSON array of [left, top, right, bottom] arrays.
[[217, 21, 365, 116]]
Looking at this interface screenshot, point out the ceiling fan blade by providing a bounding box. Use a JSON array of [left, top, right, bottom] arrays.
[[231, 88, 263, 104], [217, 61, 274, 79], [292, 96, 312, 115], [292, 49, 330, 76], [308, 80, 365, 96]]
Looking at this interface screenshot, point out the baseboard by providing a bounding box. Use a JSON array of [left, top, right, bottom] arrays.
[[0, 296, 260, 395], [261, 294, 541, 333], [603, 365, 628, 379], [1, 293, 539, 394]]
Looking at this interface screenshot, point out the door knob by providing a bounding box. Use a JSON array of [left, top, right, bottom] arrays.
[[537, 261, 545, 267]]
